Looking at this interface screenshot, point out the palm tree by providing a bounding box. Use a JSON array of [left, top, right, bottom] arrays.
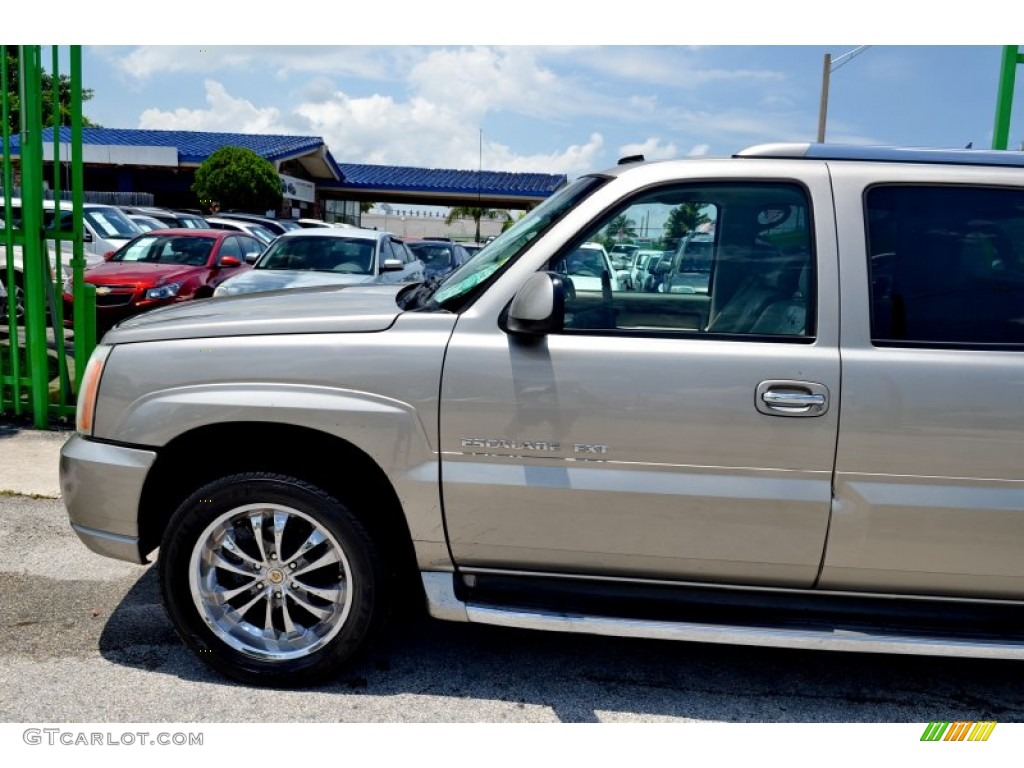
[[446, 206, 502, 243], [605, 214, 637, 241]]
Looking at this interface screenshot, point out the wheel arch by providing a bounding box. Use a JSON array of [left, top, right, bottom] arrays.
[[138, 421, 419, 590]]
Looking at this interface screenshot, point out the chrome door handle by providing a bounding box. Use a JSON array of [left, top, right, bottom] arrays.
[[756, 380, 830, 417], [762, 391, 826, 408]]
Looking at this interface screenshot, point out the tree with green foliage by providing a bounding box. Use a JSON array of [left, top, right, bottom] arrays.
[[445, 206, 512, 243], [446, 205, 497, 241], [601, 213, 637, 250], [4, 46, 99, 135], [192, 146, 283, 214], [663, 203, 711, 248]]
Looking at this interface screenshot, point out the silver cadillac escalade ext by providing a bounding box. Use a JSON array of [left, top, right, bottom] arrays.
[[62, 143, 1024, 686]]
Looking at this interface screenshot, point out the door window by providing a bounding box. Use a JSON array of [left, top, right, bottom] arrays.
[[867, 185, 1024, 346], [549, 182, 814, 339]]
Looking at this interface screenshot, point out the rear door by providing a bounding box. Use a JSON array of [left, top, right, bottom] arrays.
[[440, 166, 842, 587], [822, 163, 1024, 598]]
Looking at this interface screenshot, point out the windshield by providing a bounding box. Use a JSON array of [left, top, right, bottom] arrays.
[[247, 225, 276, 245], [82, 207, 141, 238], [407, 242, 454, 267], [256, 235, 377, 274], [113, 234, 216, 265], [562, 246, 608, 276], [419, 176, 607, 310], [44, 206, 140, 239]]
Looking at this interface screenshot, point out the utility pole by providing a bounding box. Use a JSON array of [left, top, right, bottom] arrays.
[[817, 53, 831, 143], [816, 47, 870, 144]]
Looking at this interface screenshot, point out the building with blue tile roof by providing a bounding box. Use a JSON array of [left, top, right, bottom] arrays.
[[3, 127, 567, 222]]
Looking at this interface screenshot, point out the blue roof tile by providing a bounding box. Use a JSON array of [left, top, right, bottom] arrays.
[[4, 127, 567, 200], [38, 127, 330, 166], [331, 163, 566, 199]]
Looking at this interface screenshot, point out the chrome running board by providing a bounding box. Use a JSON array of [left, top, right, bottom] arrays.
[[420, 572, 1024, 660]]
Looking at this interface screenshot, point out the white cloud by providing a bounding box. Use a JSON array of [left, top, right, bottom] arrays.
[[118, 46, 820, 174], [103, 46, 399, 82], [553, 47, 787, 90], [137, 81, 285, 134], [408, 47, 576, 120], [618, 138, 679, 161], [294, 85, 602, 175], [483, 134, 605, 176]]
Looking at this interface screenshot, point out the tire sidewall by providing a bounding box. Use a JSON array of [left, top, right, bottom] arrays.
[[159, 473, 382, 687]]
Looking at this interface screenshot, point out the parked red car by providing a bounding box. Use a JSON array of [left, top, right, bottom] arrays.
[[63, 229, 263, 331]]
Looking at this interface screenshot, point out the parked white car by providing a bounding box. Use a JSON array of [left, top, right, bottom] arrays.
[[553, 241, 620, 292], [2, 198, 140, 258], [205, 217, 277, 246], [214, 227, 425, 297]]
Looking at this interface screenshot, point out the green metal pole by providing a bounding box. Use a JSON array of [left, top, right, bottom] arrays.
[[69, 45, 95, 377], [49, 47, 64, 409], [19, 45, 51, 427], [48, 46, 73, 417], [1, 48, 22, 415], [992, 45, 1024, 150]]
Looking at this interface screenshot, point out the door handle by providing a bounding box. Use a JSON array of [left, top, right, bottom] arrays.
[[756, 380, 830, 417], [762, 391, 825, 408]]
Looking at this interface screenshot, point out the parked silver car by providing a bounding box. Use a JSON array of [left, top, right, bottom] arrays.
[[62, 142, 1024, 686], [213, 227, 425, 297]]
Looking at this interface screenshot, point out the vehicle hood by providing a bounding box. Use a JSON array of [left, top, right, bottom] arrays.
[[103, 282, 410, 343], [84, 262, 203, 286], [217, 269, 376, 295]]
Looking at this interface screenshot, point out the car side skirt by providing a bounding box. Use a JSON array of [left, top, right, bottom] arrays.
[[420, 571, 1024, 661]]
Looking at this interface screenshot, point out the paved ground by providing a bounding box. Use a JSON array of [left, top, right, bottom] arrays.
[[0, 422, 69, 498]]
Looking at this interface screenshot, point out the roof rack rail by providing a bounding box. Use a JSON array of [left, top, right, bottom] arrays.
[[735, 142, 1024, 168]]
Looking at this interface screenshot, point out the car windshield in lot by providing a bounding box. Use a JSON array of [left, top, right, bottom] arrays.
[[44, 206, 141, 238], [246, 225, 276, 245], [113, 234, 216, 266], [82, 207, 141, 238], [408, 242, 456, 268], [256, 235, 377, 274]]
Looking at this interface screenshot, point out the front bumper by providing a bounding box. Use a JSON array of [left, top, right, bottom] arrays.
[[60, 434, 158, 564]]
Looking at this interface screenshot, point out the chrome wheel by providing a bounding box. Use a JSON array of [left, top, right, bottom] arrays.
[[189, 502, 354, 661]]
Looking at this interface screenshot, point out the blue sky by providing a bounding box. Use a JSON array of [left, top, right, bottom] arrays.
[[18, 4, 1024, 181]]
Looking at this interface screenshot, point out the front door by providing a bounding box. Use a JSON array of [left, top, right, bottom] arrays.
[[440, 177, 841, 588]]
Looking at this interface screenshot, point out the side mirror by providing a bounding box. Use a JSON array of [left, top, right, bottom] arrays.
[[504, 272, 565, 336], [244, 251, 261, 264], [380, 258, 403, 272], [218, 256, 242, 268]]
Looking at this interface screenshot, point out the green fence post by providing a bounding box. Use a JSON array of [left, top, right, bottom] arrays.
[[69, 45, 95, 379], [18, 45, 51, 427], [992, 45, 1024, 150], [1, 49, 22, 415]]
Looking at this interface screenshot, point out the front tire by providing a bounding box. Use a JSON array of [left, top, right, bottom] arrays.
[[159, 473, 387, 686]]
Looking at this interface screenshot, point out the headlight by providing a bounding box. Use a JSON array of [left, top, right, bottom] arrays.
[[76, 344, 112, 435], [145, 281, 182, 300], [213, 283, 234, 297]]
